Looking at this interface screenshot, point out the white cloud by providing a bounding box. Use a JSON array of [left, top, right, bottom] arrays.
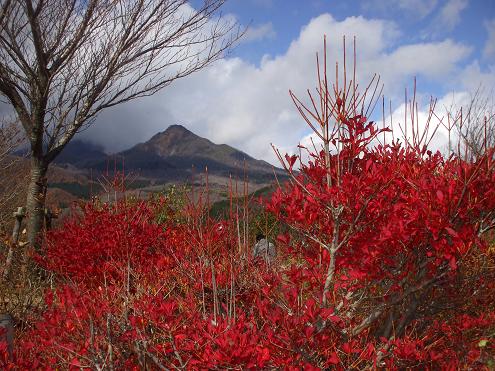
[[83, 12, 485, 166], [459, 61, 495, 92], [398, 0, 438, 17], [242, 22, 276, 43], [483, 19, 495, 60], [434, 0, 469, 32], [374, 40, 471, 92]]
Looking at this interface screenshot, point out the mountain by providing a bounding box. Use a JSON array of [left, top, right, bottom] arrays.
[[56, 125, 284, 183], [53, 140, 107, 168], [120, 124, 281, 182]]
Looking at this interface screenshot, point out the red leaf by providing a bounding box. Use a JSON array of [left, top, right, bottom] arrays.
[[449, 256, 457, 270], [328, 352, 339, 365], [365, 158, 373, 172], [436, 190, 444, 202], [277, 233, 290, 245], [342, 342, 351, 353], [445, 227, 459, 238], [285, 154, 298, 170], [70, 357, 82, 367]]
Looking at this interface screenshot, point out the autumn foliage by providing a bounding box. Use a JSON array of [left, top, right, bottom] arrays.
[[2, 40, 495, 369]]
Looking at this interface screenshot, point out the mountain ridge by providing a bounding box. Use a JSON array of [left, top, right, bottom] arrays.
[[56, 124, 283, 183]]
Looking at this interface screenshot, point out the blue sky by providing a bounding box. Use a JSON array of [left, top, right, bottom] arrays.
[[222, 0, 493, 64], [222, 0, 494, 96], [86, 0, 495, 164]]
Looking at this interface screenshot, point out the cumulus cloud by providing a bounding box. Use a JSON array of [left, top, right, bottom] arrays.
[[459, 61, 495, 92], [82, 12, 490, 166], [370, 39, 471, 96], [242, 22, 276, 43]]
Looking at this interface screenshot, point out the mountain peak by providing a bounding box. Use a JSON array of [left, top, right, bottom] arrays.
[[163, 124, 192, 134], [146, 124, 202, 152], [56, 124, 285, 183], [126, 124, 282, 181], [147, 124, 197, 144]]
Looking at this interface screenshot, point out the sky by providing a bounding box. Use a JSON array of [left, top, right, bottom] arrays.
[[81, 0, 495, 165]]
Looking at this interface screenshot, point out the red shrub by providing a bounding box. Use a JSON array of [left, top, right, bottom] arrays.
[[3, 40, 495, 369]]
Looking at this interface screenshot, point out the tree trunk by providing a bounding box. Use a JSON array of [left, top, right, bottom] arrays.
[[26, 156, 48, 250]]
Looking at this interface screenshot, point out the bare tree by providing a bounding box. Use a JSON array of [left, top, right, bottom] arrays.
[[451, 87, 495, 160], [0, 0, 241, 248], [0, 120, 27, 233]]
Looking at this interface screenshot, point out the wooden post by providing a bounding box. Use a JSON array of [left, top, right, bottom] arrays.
[[44, 207, 57, 231], [0, 313, 14, 362], [2, 207, 26, 280], [11, 207, 25, 244]]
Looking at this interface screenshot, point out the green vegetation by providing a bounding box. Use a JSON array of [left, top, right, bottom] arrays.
[[48, 182, 102, 199], [209, 185, 275, 218], [49, 179, 153, 199]]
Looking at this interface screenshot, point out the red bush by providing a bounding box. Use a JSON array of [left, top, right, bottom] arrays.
[[3, 40, 495, 369], [4, 139, 492, 369]]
